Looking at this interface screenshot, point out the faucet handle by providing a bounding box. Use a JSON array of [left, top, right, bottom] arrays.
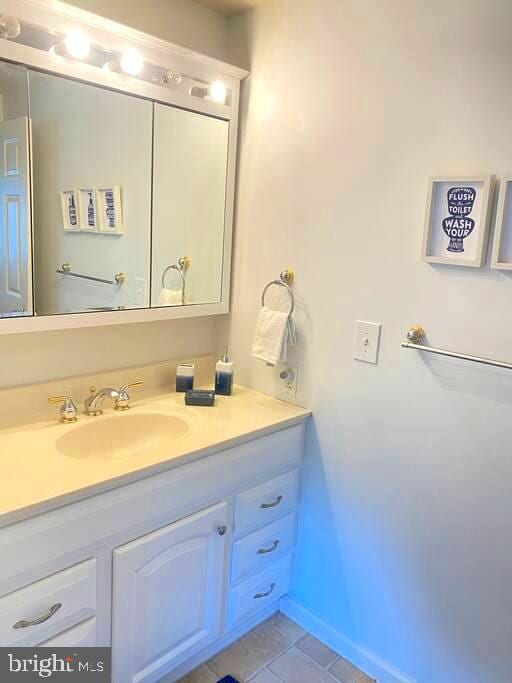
[[48, 396, 78, 424], [115, 380, 143, 412]]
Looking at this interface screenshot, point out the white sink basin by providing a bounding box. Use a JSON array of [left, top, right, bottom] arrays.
[[55, 412, 192, 460]]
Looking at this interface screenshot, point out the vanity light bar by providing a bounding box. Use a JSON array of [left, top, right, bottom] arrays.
[[0, 15, 229, 105]]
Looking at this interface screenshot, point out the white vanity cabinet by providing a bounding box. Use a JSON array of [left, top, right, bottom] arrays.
[[0, 421, 306, 682], [112, 502, 229, 683]]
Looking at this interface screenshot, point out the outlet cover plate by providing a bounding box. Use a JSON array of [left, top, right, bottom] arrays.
[[274, 363, 298, 398], [354, 321, 382, 364]]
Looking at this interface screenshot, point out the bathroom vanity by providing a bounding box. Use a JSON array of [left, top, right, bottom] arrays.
[[0, 371, 309, 682]]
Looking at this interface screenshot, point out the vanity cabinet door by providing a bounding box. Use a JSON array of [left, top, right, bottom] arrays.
[[112, 502, 228, 683]]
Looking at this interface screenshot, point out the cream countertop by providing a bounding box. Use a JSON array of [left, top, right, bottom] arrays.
[[0, 385, 310, 527]]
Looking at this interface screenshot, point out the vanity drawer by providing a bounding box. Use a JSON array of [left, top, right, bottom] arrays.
[[38, 617, 97, 647], [0, 559, 96, 647], [227, 556, 292, 628], [234, 469, 300, 537], [231, 513, 297, 584]]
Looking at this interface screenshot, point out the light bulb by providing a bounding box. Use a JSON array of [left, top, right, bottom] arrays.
[[0, 15, 21, 40], [120, 49, 143, 76], [162, 71, 182, 85], [49, 44, 64, 57], [209, 81, 226, 103], [102, 60, 117, 73], [64, 29, 90, 60]]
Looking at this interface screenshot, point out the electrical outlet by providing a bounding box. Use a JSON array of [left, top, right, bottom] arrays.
[[275, 363, 298, 398], [354, 321, 382, 364]]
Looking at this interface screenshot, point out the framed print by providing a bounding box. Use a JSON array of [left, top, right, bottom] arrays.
[[78, 188, 98, 232], [491, 178, 512, 270], [97, 186, 123, 235], [60, 190, 79, 231], [421, 176, 494, 267]]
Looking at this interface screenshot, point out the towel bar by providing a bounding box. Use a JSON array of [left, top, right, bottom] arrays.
[[57, 263, 125, 285], [401, 325, 512, 371]]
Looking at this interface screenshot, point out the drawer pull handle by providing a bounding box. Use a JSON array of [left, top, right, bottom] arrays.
[[257, 540, 280, 555], [260, 495, 283, 509], [13, 602, 62, 629], [254, 583, 276, 599]]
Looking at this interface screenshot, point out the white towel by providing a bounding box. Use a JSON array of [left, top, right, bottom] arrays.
[[252, 305, 296, 367], [158, 288, 184, 306]]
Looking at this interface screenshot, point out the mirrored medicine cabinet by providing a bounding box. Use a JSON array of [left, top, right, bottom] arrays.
[[0, 59, 233, 328]]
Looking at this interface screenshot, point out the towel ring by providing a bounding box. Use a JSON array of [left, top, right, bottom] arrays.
[[161, 264, 185, 291], [161, 257, 190, 303], [261, 269, 295, 318]]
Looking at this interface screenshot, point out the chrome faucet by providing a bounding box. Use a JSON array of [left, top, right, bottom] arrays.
[[84, 381, 143, 416], [48, 395, 78, 423]]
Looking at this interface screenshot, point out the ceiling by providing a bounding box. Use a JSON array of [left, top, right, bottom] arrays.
[[195, 0, 266, 16]]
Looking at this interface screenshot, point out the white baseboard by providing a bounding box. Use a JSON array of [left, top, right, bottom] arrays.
[[279, 596, 415, 683]]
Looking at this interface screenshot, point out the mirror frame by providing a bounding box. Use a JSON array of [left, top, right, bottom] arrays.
[[0, 0, 248, 335]]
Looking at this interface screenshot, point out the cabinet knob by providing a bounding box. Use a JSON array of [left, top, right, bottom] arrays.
[[217, 525, 228, 536]]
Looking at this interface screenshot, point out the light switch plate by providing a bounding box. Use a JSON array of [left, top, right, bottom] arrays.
[[354, 321, 382, 364]]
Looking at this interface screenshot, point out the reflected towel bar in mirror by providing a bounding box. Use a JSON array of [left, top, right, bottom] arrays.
[[401, 325, 512, 371], [57, 263, 126, 286], [261, 269, 295, 318]]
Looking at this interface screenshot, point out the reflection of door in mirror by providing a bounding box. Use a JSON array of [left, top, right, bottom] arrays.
[[0, 63, 31, 318], [151, 104, 229, 307], [29, 71, 153, 316]]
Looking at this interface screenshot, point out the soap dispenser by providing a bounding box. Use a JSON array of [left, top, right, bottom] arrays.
[[215, 347, 234, 396]]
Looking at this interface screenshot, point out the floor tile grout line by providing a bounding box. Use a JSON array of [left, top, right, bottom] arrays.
[[206, 619, 296, 682], [248, 637, 342, 683], [194, 615, 356, 683], [246, 635, 295, 681], [204, 662, 217, 677], [283, 647, 344, 683], [243, 619, 307, 680], [326, 655, 341, 671], [325, 655, 342, 671], [294, 637, 340, 671]]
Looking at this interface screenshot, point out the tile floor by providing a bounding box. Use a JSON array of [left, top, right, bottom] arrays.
[[175, 613, 376, 683]]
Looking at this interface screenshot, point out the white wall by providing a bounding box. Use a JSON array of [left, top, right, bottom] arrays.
[[65, 0, 229, 62], [227, 2, 512, 682], [0, 317, 216, 387]]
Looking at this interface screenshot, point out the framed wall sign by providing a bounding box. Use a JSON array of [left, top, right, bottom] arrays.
[[78, 188, 98, 232], [421, 176, 494, 267], [97, 186, 123, 235], [491, 178, 512, 270], [60, 189, 79, 231]]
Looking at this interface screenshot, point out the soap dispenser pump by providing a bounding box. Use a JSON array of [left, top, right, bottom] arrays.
[[215, 346, 234, 396]]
